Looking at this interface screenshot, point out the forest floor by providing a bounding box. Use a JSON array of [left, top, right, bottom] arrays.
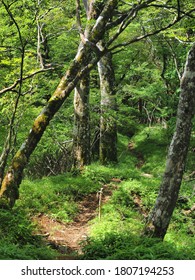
[[33, 178, 148, 259], [33, 183, 116, 259], [33, 146, 149, 259], [1, 129, 194, 260]]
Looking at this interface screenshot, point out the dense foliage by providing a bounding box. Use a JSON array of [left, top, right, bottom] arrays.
[[0, 0, 194, 259]]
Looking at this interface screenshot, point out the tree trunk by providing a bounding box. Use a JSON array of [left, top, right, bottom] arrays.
[[72, 74, 91, 168], [0, 143, 10, 187], [0, 0, 118, 208], [72, 0, 98, 168], [145, 43, 195, 239], [98, 40, 117, 164]]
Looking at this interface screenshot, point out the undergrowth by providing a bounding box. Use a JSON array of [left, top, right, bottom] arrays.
[[0, 209, 57, 260], [80, 127, 195, 260], [0, 126, 194, 259]]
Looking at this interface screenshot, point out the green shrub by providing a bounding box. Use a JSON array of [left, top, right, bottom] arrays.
[[0, 209, 57, 259], [81, 232, 195, 260]]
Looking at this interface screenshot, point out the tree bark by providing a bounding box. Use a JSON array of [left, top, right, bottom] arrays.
[[72, 74, 91, 168], [98, 40, 117, 164], [0, 0, 118, 208], [72, 0, 97, 168], [145, 43, 195, 239]]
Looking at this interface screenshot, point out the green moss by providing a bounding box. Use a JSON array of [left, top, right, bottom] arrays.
[[32, 114, 48, 134], [12, 150, 27, 170]]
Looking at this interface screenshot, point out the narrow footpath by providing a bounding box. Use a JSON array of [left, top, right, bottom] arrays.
[[34, 184, 115, 259]]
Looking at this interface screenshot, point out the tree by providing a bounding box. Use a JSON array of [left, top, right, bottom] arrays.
[[98, 39, 118, 164], [0, 0, 119, 208], [0, 0, 27, 185], [72, 0, 96, 168], [145, 42, 195, 239], [73, 0, 118, 166], [72, 74, 91, 168], [0, 0, 70, 181], [0, 0, 194, 210]]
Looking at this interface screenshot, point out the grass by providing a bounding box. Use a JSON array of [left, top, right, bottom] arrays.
[[0, 125, 194, 259]]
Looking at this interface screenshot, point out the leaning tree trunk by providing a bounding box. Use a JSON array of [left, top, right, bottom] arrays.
[[145, 43, 195, 239], [0, 0, 118, 209], [98, 40, 117, 164]]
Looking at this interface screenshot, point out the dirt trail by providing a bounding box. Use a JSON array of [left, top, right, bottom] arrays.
[[34, 183, 117, 258], [35, 142, 145, 257]]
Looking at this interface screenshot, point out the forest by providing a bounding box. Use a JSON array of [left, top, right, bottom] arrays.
[[0, 0, 195, 260]]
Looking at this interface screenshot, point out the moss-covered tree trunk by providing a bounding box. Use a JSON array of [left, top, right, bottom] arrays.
[[145, 43, 195, 239], [98, 40, 117, 164], [0, 0, 118, 208], [72, 74, 91, 168]]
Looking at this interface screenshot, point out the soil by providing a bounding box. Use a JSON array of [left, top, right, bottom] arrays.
[[33, 183, 117, 259]]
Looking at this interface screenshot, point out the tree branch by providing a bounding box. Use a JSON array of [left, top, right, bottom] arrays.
[[106, 0, 157, 47], [76, 0, 83, 35], [0, 68, 55, 96], [108, 9, 195, 52]]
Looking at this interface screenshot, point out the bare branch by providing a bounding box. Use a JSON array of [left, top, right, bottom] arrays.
[[2, 1, 24, 49], [76, 0, 83, 34], [107, 0, 157, 47], [82, 0, 88, 13], [0, 68, 55, 96], [165, 38, 182, 81], [108, 9, 195, 52], [37, 19, 45, 69]]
